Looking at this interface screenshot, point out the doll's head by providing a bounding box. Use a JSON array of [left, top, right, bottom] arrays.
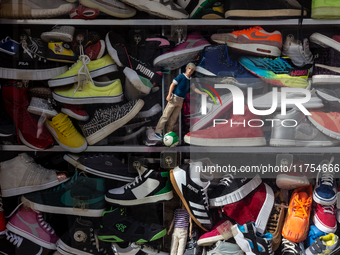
[[185, 62, 196, 77]]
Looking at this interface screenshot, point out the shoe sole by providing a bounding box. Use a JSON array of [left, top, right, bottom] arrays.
[[61, 108, 89, 121], [153, 44, 210, 70], [52, 91, 124, 105], [256, 183, 274, 234], [316, 90, 340, 108], [313, 190, 337, 205], [48, 64, 118, 87], [0, 3, 75, 18], [197, 235, 224, 246], [313, 213, 337, 234], [41, 32, 73, 43], [226, 42, 281, 57], [105, 32, 124, 67], [123, 67, 152, 94], [310, 33, 340, 52], [27, 106, 57, 119], [276, 174, 309, 190], [190, 0, 217, 18], [312, 7, 340, 19], [209, 174, 262, 207], [105, 191, 173, 205], [120, 0, 188, 19], [57, 239, 93, 255], [225, 9, 306, 18], [86, 99, 144, 145], [0, 65, 67, 81], [135, 104, 162, 118], [79, 0, 136, 18], [63, 154, 135, 182], [18, 129, 51, 151], [308, 115, 340, 140], [108, 126, 146, 143], [313, 74, 340, 85], [270, 138, 339, 147], [184, 135, 267, 146], [7, 222, 57, 250]]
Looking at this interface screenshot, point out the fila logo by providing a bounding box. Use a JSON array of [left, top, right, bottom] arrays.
[[136, 64, 154, 79], [187, 184, 199, 194], [18, 62, 29, 65]]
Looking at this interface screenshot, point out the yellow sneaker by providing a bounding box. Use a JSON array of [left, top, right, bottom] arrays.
[[52, 78, 124, 104], [46, 42, 78, 63], [48, 54, 118, 87], [45, 113, 87, 153]]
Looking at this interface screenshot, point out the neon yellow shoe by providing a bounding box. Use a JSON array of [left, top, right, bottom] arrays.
[[48, 54, 118, 87], [306, 233, 340, 254], [52, 78, 124, 104], [45, 113, 87, 153], [46, 42, 78, 63], [312, 0, 340, 19]]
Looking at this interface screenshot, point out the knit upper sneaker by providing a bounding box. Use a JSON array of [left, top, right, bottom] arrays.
[[105, 167, 173, 205], [22, 173, 106, 217], [98, 207, 166, 243], [311, 0, 340, 19], [306, 233, 340, 255]]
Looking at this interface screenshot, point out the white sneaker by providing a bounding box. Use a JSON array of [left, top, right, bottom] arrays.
[[282, 34, 313, 67], [40, 26, 75, 43]]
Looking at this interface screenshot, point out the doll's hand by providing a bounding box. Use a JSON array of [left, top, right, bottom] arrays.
[[166, 95, 171, 101]]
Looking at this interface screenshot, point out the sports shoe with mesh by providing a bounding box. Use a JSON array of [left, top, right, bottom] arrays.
[[79, 0, 136, 18], [41, 26, 75, 43], [305, 233, 340, 255], [282, 184, 313, 243], [238, 56, 310, 88], [197, 219, 233, 246], [308, 111, 340, 140]]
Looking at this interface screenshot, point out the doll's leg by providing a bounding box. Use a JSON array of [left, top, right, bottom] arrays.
[[177, 228, 188, 255], [165, 103, 182, 134], [170, 228, 180, 255], [155, 99, 176, 134]]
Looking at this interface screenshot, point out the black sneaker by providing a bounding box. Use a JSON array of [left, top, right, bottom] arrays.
[[280, 237, 304, 255], [135, 87, 162, 119], [225, 0, 307, 19], [170, 161, 212, 231], [0, 111, 16, 137], [105, 31, 131, 67], [313, 48, 340, 85], [56, 218, 111, 255], [208, 174, 262, 207], [98, 207, 166, 243], [0, 231, 49, 255], [105, 167, 173, 205], [183, 228, 204, 255], [80, 99, 144, 146], [63, 154, 137, 182]]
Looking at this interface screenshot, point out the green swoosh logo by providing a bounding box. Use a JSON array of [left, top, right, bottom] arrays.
[[61, 190, 104, 206]]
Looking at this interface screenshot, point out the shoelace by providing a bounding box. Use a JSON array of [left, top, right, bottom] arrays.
[[20, 34, 45, 61], [292, 195, 311, 219], [0, 36, 11, 45], [281, 238, 298, 254], [219, 174, 234, 186], [37, 211, 55, 235], [320, 172, 335, 186], [201, 181, 210, 210], [321, 204, 335, 214], [264, 237, 274, 255], [52, 114, 78, 138], [124, 172, 146, 190], [6, 231, 24, 248], [92, 230, 108, 254]]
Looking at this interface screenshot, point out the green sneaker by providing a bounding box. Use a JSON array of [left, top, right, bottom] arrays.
[[21, 172, 106, 217], [312, 0, 340, 19], [48, 54, 118, 87], [98, 207, 167, 243]]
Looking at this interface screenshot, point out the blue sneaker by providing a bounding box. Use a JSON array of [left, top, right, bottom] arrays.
[[0, 37, 20, 55], [195, 44, 264, 88], [238, 56, 310, 88], [306, 225, 327, 248]]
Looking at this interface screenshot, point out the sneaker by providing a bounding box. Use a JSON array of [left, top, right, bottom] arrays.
[[183, 229, 204, 255], [313, 161, 337, 205], [220, 26, 282, 57], [312, 0, 340, 19], [170, 161, 212, 231], [209, 174, 262, 207], [176, 0, 218, 18], [202, 2, 225, 19], [238, 56, 310, 88], [232, 221, 274, 255], [184, 105, 266, 147], [56, 217, 110, 255], [22, 172, 106, 217], [305, 233, 340, 255], [224, 0, 307, 18], [98, 207, 166, 243], [0, 153, 69, 197], [69, 5, 100, 19], [85, 39, 106, 60], [310, 33, 340, 52], [6, 206, 58, 249], [307, 110, 340, 140], [307, 225, 327, 248], [63, 153, 138, 182], [313, 203, 337, 234], [312, 47, 340, 85], [119, 0, 188, 19], [72, 31, 101, 55], [0, 36, 20, 55], [52, 78, 124, 104], [79, 0, 136, 18], [0, 193, 5, 235], [282, 184, 313, 243], [105, 31, 131, 68], [280, 237, 304, 255], [131, 243, 169, 255], [206, 240, 243, 255], [28, 86, 53, 100], [48, 54, 118, 87], [45, 113, 88, 153], [282, 35, 314, 67], [46, 42, 78, 63], [135, 87, 162, 118], [0, 0, 76, 18], [0, 111, 16, 137], [270, 107, 339, 147], [316, 86, 340, 108], [145, 128, 163, 146], [80, 99, 144, 145], [61, 104, 89, 121], [265, 191, 285, 251], [27, 97, 58, 119], [197, 219, 233, 246], [153, 32, 210, 71], [276, 167, 310, 190], [222, 183, 274, 235], [41, 26, 75, 43]]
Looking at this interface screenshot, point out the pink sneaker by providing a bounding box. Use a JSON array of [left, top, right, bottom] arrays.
[[313, 203, 337, 233], [61, 104, 89, 121], [0, 193, 5, 235], [197, 219, 233, 246], [153, 32, 210, 70], [6, 206, 58, 250]]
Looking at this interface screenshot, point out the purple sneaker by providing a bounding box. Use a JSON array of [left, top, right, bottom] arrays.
[[6, 206, 58, 250], [153, 32, 210, 70]]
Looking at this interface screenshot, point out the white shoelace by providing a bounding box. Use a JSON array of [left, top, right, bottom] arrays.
[[219, 174, 234, 186], [201, 181, 210, 210], [6, 231, 24, 248], [37, 211, 55, 234]]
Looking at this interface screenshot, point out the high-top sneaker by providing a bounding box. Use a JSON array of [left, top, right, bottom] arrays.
[[0, 105, 16, 137], [282, 35, 314, 67], [0, 192, 5, 235], [46, 42, 78, 63], [313, 203, 337, 233], [105, 167, 173, 205], [2, 81, 54, 150], [6, 206, 59, 250], [56, 217, 111, 255], [170, 161, 212, 231], [41, 26, 75, 43]]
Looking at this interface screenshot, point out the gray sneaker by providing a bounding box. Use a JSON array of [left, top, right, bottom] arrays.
[[270, 108, 340, 147], [0, 153, 69, 197], [306, 234, 340, 255], [40, 26, 75, 43], [27, 97, 58, 119], [282, 35, 314, 67], [207, 241, 244, 255]]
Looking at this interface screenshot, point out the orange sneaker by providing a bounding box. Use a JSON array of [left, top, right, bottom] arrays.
[[308, 111, 340, 140], [282, 184, 313, 243], [211, 26, 282, 57]]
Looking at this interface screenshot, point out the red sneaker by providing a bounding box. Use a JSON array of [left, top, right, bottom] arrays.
[[85, 40, 105, 60], [69, 5, 99, 20], [276, 163, 310, 190], [61, 104, 89, 121], [197, 219, 233, 246], [313, 203, 337, 233], [308, 111, 340, 140], [184, 105, 266, 146]]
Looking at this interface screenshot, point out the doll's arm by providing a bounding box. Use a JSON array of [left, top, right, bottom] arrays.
[[189, 217, 192, 239], [191, 84, 208, 96], [166, 82, 177, 101], [167, 216, 175, 235]]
